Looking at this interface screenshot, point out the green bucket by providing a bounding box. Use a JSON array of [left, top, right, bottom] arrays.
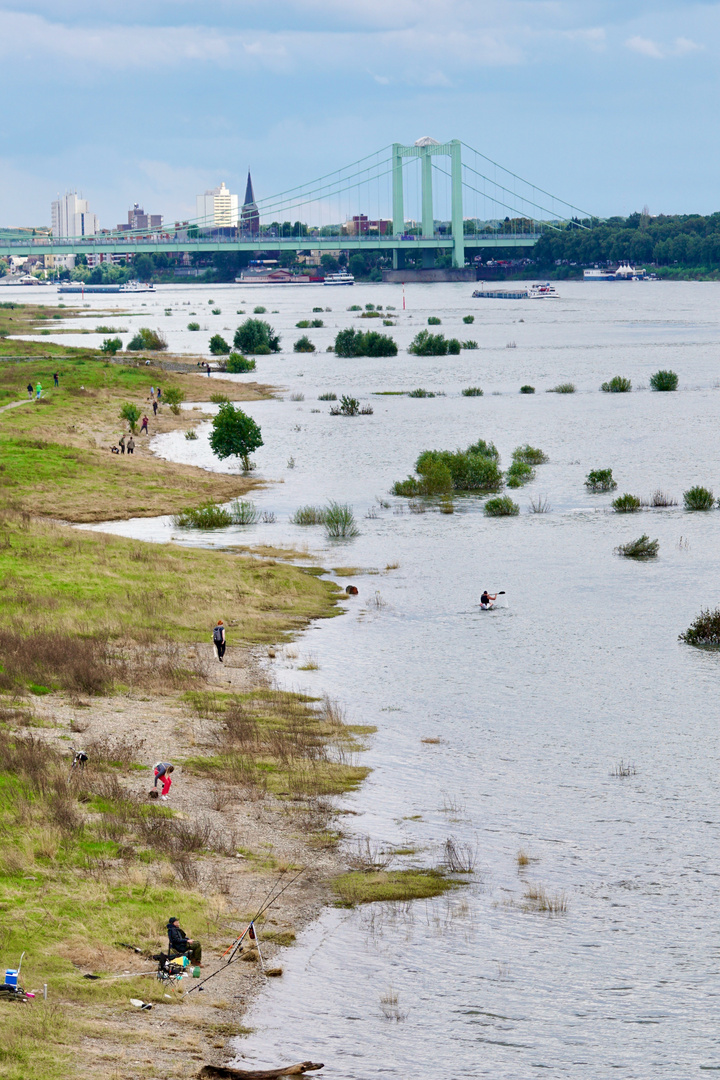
[[192, 966, 201, 978]]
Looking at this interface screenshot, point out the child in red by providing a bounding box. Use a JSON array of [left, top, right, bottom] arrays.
[[154, 762, 174, 800]]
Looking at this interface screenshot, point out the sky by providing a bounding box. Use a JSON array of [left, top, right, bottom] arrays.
[[1, 0, 719, 227]]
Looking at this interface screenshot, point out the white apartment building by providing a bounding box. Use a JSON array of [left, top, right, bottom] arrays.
[[195, 182, 238, 228], [51, 191, 98, 238]]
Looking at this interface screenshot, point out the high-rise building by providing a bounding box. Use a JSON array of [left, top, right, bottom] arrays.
[[196, 182, 238, 229], [117, 203, 163, 232], [51, 191, 98, 238], [240, 172, 260, 236]]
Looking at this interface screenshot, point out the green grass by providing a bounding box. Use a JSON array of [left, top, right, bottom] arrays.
[[550, 382, 576, 394], [612, 493, 642, 512], [684, 485, 715, 511], [461, 386, 483, 397], [332, 869, 460, 906], [601, 375, 632, 393], [172, 502, 233, 529], [484, 495, 519, 516], [615, 534, 659, 559], [650, 369, 678, 391]]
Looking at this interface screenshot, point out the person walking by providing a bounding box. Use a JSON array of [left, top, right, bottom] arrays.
[[152, 399, 158, 416], [118, 434, 126, 454], [53, 372, 59, 387], [127, 436, 135, 455], [156, 387, 162, 402], [26, 382, 33, 399], [140, 415, 149, 434], [153, 761, 174, 799], [150, 385, 155, 399], [213, 620, 226, 662], [35, 382, 42, 400]]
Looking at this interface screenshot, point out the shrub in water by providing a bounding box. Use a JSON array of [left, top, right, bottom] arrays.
[[312, 307, 323, 313], [485, 495, 519, 517], [296, 319, 311, 329], [520, 385, 535, 394], [318, 392, 337, 401], [462, 340, 479, 350], [612, 493, 642, 512], [462, 387, 483, 397], [467, 438, 499, 460], [209, 334, 230, 355], [226, 353, 256, 373], [348, 304, 361, 311], [231, 499, 260, 525], [311, 318, 324, 328], [100, 337, 122, 355], [512, 445, 548, 465], [333, 395, 360, 416], [418, 461, 453, 496], [325, 502, 359, 539], [684, 485, 714, 511], [187, 322, 200, 331], [601, 375, 632, 393], [126, 327, 168, 351], [650, 369, 678, 392], [408, 330, 449, 356], [334, 328, 397, 358], [506, 461, 535, 488], [415, 444, 503, 493], [651, 490, 678, 507], [185, 429, 198, 440], [291, 506, 327, 525], [585, 468, 617, 492], [294, 335, 316, 353], [173, 503, 232, 529], [253, 305, 267, 314], [447, 338, 461, 355], [615, 534, 659, 559], [680, 607, 720, 647], [212, 308, 221, 315], [233, 318, 280, 354], [428, 316, 441, 325], [408, 388, 435, 398], [360, 310, 382, 319], [550, 382, 576, 394], [463, 315, 475, 324]]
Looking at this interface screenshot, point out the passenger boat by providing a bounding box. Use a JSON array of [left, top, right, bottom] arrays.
[[323, 272, 355, 286], [583, 263, 649, 281]]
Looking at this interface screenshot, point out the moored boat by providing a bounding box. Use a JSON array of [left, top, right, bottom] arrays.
[[323, 271, 355, 286]]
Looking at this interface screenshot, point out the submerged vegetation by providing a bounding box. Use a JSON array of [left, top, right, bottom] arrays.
[[585, 468, 617, 492], [484, 495, 520, 517], [680, 608, 720, 647], [612, 493, 642, 512], [233, 317, 280, 354], [650, 369, 679, 391], [615, 534, 659, 559], [334, 328, 397, 358], [226, 352, 256, 373], [683, 485, 715, 510], [462, 386, 484, 397], [601, 375, 632, 393], [408, 330, 461, 356], [324, 501, 359, 539], [393, 439, 503, 497]]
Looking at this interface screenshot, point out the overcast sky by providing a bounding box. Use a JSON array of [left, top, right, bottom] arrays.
[[1, 0, 718, 227]]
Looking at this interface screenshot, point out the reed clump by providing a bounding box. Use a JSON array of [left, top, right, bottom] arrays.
[[325, 502, 359, 539], [614, 534, 659, 559], [291, 506, 327, 525], [684, 486, 715, 511], [318, 392, 337, 401], [601, 375, 632, 393], [612, 493, 642, 512], [522, 884, 567, 915], [651, 490, 677, 507], [230, 499, 260, 525], [650, 369, 678, 391], [550, 382, 576, 394], [407, 388, 435, 398], [172, 502, 232, 529], [393, 440, 502, 497], [513, 445, 548, 465], [680, 607, 720, 647], [585, 468, 617, 492], [484, 495, 519, 517], [462, 386, 483, 397]]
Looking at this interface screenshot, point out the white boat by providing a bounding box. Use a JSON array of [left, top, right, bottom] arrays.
[[119, 279, 155, 293], [583, 263, 649, 281], [324, 271, 355, 286], [528, 282, 559, 299]]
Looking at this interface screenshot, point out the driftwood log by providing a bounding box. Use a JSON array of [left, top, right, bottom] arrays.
[[198, 1063, 323, 1079]]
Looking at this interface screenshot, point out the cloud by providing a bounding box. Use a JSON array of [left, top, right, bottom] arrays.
[[625, 34, 702, 59], [563, 27, 606, 52]]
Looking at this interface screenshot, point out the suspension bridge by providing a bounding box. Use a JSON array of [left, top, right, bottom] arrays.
[[0, 139, 590, 269]]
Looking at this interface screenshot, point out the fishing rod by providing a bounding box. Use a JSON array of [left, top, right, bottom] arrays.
[[184, 867, 305, 996]]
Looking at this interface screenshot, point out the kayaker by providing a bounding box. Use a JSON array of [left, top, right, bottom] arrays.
[[480, 590, 497, 609]]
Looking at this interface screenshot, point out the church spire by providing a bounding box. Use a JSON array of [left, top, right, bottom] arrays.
[[244, 171, 255, 207], [241, 171, 259, 236]]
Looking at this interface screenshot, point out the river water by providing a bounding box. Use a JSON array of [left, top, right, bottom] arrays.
[[21, 279, 720, 1076]]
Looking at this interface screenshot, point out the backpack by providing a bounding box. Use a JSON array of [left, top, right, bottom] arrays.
[[213, 626, 224, 643]]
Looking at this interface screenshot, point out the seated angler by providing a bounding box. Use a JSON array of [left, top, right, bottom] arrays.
[[166, 916, 202, 966]]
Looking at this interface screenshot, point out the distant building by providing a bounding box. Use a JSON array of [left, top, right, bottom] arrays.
[[343, 215, 392, 236], [117, 203, 163, 232], [240, 172, 260, 236], [51, 191, 98, 238], [196, 182, 238, 229]]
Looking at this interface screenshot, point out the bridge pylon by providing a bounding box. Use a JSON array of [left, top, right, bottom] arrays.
[[392, 138, 464, 269]]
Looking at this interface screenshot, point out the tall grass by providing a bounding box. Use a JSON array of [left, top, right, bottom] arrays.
[[612, 493, 642, 512], [550, 382, 576, 394], [601, 375, 632, 392], [462, 386, 483, 397], [291, 506, 327, 525], [172, 502, 232, 529], [513, 445, 548, 465], [230, 499, 260, 525], [325, 502, 359, 539], [614, 534, 659, 559]]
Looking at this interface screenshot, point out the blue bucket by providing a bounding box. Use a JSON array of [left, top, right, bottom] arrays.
[[5, 970, 18, 987]]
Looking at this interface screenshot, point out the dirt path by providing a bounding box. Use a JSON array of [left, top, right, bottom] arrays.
[[0, 397, 32, 413], [27, 643, 346, 1079]]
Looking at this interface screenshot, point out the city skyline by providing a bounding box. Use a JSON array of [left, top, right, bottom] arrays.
[[1, 1, 719, 226]]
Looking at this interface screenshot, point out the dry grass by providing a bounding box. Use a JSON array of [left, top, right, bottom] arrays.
[[522, 883, 568, 914]]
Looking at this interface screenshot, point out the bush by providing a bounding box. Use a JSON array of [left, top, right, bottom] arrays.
[[612, 493, 642, 512], [334, 328, 397, 357], [462, 387, 483, 397], [467, 438, 499, 460], [463, 315, 475, 324], [211, 308, 221, 315], [185, 429, 198, 440], [209, 402, 263, 471], [253, 306, 267, 314], [601, 375, 632, 393], [325, 502, 359, 539], [163, 387, 185, 415], [397, 443, 503, 495], [209, 334, 230, 355], [462, 340, 478, 349], [100, 337, 122, 355], [684, 485, 714, 511], [312, 307, 323, 313], [294, 335, 316, 353], [187, 322, 200, 331], [126, 327, 168, 351], [348, 304, 361, 311], [233, 318, 280, 354], [226, 353, 256, 373], [506, 461, 535, 488], [231, 499, 259, 525], [485, 496, 519, 517], [585, 468, 617, 492], [550, 382, 576, 394], [311, 319, 324, 328], [520, 385, 535, 394], [680, 608, 720, 646], [428, 316, 441, 325], [615, 534, 659, 559], [513, 445, 548, 465], [408, 388, 435, 398], [650, 369, 678, 392], [120, 403, 140, 432], [291, 506, 327, 525], [360, 310, 382, 318], [318, 392, 337, 401], [408, 330, 449, 356], [330, 395, 360, 416], [172, 503, 232, 529], [448, 338, 461, 355], [296, 320, 311, 328]]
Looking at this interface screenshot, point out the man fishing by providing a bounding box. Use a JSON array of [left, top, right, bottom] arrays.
[[480, 590, 497, 609]]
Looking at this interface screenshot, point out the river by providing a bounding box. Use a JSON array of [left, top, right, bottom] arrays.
[[21, 278, 720, 1077]]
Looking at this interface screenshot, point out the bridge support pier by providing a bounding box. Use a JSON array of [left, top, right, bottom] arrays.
[[391, 138, 465, 270]]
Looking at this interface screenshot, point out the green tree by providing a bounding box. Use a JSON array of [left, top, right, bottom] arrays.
[[120, 403, 140, 433], [133, 254, 154, 280], [233, 318, 280, 354], [209, 402, 263, 472], [162, 387, 185, 415], [100, 337, 122, 355], [209, 334, 231, 355]]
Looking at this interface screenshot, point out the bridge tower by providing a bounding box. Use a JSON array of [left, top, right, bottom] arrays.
[[392, 138, 464, 269]]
